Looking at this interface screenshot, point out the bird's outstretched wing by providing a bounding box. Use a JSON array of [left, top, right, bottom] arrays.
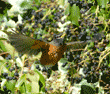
[[66, 41, 87, 51], [5, 31, 47, 55], [65, 32, 105, 51]]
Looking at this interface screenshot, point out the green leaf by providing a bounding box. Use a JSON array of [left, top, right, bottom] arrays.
[[65, 3, 70, 15], [97, 0, 108, 8], [6, 80, 16, 91], [0, 60, 8, 73], [81, 85, 95, 94], [0, 14, 4, 25], [0, 38, 7, 40], [69, 4, 80, 26], [19, 82, 26, 93], [26, 72, 40, 93], [58, 0, 65, 6], [15, 74, 26, 88], [27, 72, 39, 81], [0, 41, 7, 52], [0, 40, 18, 56], [35, 70, 45, 92], [31, 81, 39, 93], [20, 1, 32, 9], [25, 80, 31, 93], [107, 43, 110, 47]]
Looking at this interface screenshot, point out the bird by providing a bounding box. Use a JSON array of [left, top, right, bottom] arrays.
[[4, 31, 87, 67]]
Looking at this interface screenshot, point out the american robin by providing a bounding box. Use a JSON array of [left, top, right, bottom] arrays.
[[5, 31, 86, 66]]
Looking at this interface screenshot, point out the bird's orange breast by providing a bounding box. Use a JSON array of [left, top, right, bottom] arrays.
[[40, 43, 67, 66]]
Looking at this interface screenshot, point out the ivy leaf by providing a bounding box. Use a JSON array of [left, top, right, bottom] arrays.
[[69, 4, 80, 26]]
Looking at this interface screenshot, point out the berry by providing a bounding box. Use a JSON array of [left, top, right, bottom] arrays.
[[3, 73, 8, 77], [14, 72, 19, 77], [62, 62, 68, 67]]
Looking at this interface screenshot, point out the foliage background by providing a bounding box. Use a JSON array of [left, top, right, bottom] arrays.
[[0, 0, 110, 93]]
